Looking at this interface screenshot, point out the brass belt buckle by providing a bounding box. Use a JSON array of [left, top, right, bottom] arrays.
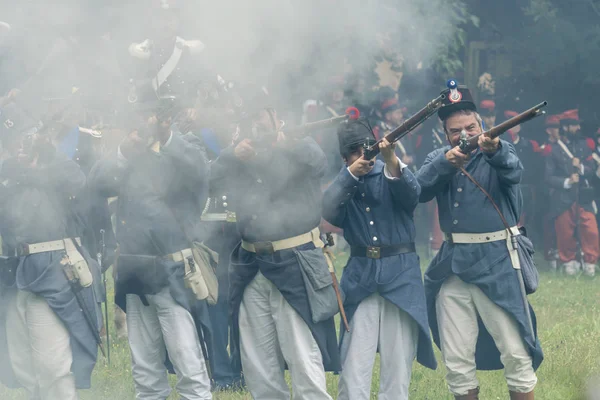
[[366, 246, 381, 259], [253, 242, 275, 256]]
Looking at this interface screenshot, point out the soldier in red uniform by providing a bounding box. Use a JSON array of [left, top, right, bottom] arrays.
[[545, 109, 599, 276]]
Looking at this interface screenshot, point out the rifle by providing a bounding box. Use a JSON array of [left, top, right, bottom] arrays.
[[363, 94, 446, 160], [98, 229, 111, 365], [283, 107, 360, 135], [458, 101, 548, 153]]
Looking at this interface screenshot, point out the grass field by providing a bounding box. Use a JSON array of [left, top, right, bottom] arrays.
[[1, 254, 599, 399]]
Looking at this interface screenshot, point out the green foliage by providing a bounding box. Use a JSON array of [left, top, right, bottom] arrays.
[[507, 0, 600, 85]]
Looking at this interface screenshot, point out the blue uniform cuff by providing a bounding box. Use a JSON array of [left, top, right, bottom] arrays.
[[484, 140, 507, 163]]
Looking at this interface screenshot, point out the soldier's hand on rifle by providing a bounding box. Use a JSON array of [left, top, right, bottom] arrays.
[[479, 135, 499, 153], [379, 138, 396, 163], [572, 157, 581, 168], [569, 173, 580, 185], [349, 156, 375, 177], [445, 146, 470, 168], [234, 138, 257, 161]]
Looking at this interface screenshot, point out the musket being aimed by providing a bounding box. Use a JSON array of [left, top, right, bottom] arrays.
[[363, 94, 446, 160], [458, 101, 548, 153], [283, 107, 361, 135]]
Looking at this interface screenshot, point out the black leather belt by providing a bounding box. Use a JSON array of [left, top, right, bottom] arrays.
[[350, 243, 416, 259]]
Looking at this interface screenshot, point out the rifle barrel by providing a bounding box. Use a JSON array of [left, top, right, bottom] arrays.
[[459, 101, 547, 153], [363, 93, 446, 160]]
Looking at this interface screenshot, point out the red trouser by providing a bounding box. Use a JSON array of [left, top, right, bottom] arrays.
[[428, 201, 444, 250], [555, 204, 600, 264]]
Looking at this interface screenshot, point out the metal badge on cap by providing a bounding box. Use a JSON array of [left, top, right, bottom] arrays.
[[447, 79, 462, 103]]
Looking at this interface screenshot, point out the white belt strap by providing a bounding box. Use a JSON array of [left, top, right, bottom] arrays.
[[448, 227, 521, 270], [242, 228, 324, 253], [22, 238, 82, 255], [448, 227, 520, 244]]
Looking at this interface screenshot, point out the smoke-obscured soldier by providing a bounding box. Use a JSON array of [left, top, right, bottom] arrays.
[[212, 85, 340, 399], [322, 119, 437, 399], [416, 83, 542, 399], [302, 77, 350, 183], [180, 80, 245, 391], [88, 98, 213, 399], [127, 1, 205, 104], [0, 103, 102, 399]]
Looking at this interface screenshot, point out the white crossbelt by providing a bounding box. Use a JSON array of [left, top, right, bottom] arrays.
[[447, 227, 522, 270], [20, 238, 82, 256]]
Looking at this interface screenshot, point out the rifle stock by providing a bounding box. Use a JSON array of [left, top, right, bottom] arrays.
[[459, 101, 548, 153], [363, 94, 446, 160]]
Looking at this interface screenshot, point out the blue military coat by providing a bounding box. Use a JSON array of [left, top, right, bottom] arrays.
[[213, 137, 341, 372], [416, 140, 543, 371], [88, 130, 215, 374], [322, 160, 437, 370], [0, 154, 101, 389]]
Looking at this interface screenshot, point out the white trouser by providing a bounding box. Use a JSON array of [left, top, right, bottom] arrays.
[[239, 271, 332, 400], [6, 290, 78, 400], [436, 275, 537, 395], [126, 287, 212, 400], [338, 293, 418, 400]]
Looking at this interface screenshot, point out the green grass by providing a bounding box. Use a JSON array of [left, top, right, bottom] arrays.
[[1, 255, 599, 399]]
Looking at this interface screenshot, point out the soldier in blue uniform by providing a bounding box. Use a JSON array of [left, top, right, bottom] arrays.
[[88, 97, 213, 400], [416, 83, 543, 400], [213, 86, 340, 399], [0, 103, 102, 399], [322, 118, 436, 400]]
